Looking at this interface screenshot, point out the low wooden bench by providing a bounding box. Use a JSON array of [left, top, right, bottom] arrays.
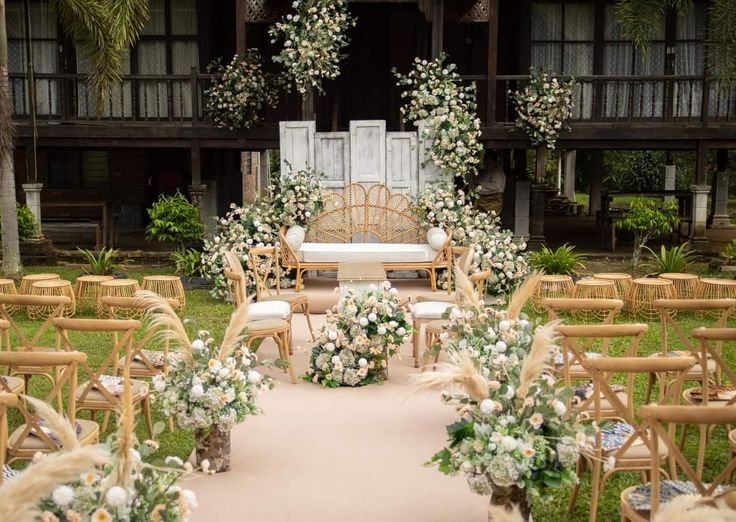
[[42, 220, 102, 250]]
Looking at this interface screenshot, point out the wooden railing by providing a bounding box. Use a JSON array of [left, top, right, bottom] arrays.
[[10, 71, 736, 126]]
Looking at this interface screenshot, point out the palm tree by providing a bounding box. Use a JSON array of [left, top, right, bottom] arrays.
[[0, 0, 149, 277], [616, 0, 736, 82]]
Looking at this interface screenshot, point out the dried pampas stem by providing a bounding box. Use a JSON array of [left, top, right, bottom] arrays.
[[23, 396, 80, 451], [113, 342, 137, 489], [454, 259, 482, 309], [0, 446, 109, 522], [506, 272, 543, 320], [517, 321, 559, 399], [217, 300, 251, 360], [136, 290, 193, 360], [411, 349, 489, 402]]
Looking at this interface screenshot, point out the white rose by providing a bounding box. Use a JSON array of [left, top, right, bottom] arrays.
[[328, 331, 338, 340], [479, 399, 495, 414], [191, 384, 204, 399], [368, 313, 377, 322], [358, 358, 367, 367], [52, 485, 74, 507], [192, 339, 205, 350], [553, 400, 567, 416], [105, 486, 128, 508], [247, 370, 262, 383], [359, 317, 369, 327], [501, 436, 517, 452]]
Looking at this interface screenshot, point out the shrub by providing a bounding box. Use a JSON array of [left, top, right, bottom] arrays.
[[528, 244, 586, 275], [146, 192, 204, 250], [720, 240, 736, 264], [171, 248, 203, 277], [77, 247, 120, 275], [616, 198, 680, 267], [642, 243, 695, 274]]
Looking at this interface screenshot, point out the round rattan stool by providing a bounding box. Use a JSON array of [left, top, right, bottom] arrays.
[[574, 278, 618, 321], [141, 275, 186, 310], [74, 275, 114, 312], [19, 273, 60, 294], [592, 273, 632, 307], [629, 278, 675, 321], [0, 279, 19, 315], [695, 278, 736, 318], [659, 273, 699, 299], [532, 275, 575, 313], [28, 279, 76, 319], [97, 279, 142, 318]]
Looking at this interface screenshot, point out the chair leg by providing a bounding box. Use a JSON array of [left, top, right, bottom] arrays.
[[302, 303, 315, 342], [412, 320, 420, 368], [644, 372, 656, 403], [568, 457, 584, 513], [588, 459, 602, 522], [429, 269, 437, 292], [101, 411, 111, 432], [279, 332, 297, 384], [167, 416, 174, 433], [295, 269, 303, 292], [142, 396, 155, 439]]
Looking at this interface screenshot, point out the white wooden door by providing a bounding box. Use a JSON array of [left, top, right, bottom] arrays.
[[279, 121, 315, 175], [417, 120, 447, 190], [315, 132, 350, 190], [349, 120, 386, 185], [386, 132, 418, 195]]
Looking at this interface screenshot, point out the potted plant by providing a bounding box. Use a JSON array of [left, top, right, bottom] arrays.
[[142, 292, 275, 472], [146, 192, 204, 252], [719, 240, 736, 272], [171, 248, 211, 290], [528, 243, 586, 277], [77, 246, 122, 276], [616, 198, 681, 268]]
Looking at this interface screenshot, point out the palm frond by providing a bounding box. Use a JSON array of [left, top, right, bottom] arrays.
[[411, 349, 489, 402], [614, 0, 667, 55], [217, 300, 251, 360], [506, 272, 543, 320], [136, 290, 193, 360], [0, 446, 109, 522], [708, 0, 736, 83], [23, 396, 80, 451], [517, 322, 559, 400]]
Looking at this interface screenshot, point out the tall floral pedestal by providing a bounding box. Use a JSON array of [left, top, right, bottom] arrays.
[[195, 428, 231, 473], [489, 485, 531, 521]]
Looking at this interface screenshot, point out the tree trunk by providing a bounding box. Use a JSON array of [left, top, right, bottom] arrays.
[[195, 427, 231, 473], [0, 0, 22, 278], [489, 485, 532, 521]]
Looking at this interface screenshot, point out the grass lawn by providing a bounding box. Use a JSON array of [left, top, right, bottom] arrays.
[[6, 265, 736, 520]]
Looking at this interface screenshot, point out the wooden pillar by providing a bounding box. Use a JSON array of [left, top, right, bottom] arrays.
[[691, 141, 710, 250], [486, 0, 499, 124], [430, 0, 444, 59], [588, 150, 603, 217], [236, 0, 246, 55], [710, 150, 731, 228], [188, 140, 206, 210]]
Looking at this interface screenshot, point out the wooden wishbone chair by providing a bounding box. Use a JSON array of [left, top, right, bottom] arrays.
[[542, 297, 624, 325], [246, 319, 295, 384], [53, 318, 154, 439], [570, 355, 696, 522], [0, 351, 99, 464], [620, 405, 736, 522], [0, 391, 17, 483], [644, 298, 736, 402], [249, 246, 315, 341], [0, 319, 24, 397]]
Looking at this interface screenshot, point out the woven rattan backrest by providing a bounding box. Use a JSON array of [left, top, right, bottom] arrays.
[[691, 327, 736, 407], [53, 318, 140, 406], [224, 252, 247, 306], [305, 184, 425, 243], [582, 356, 696, 467], [0, 392, 17, 481], [655, 299, 736, 355], [542, 297, 623, 323], [0, 294, 69, 353], [248, 246, 281, 299], [639, 404, 736, 515], [0, 351, 86, 453]]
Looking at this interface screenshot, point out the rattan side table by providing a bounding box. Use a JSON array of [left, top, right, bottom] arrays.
[[592, 273, 632, 306], [659, 273, 699, 299], [629, 278, 675, 321], [28, 279, 76, 319], [75, 275, 114, 312], [97, 279, 142, 318], [19, 273, 59, 294], [141, 275, 186, 310], [0, 279, 19, 315], [532, 275, 575, 313], [574, 278, 618, 321]]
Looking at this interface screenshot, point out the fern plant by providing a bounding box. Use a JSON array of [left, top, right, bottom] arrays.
[[77, 247, 120, 275], [528, 244, 586, 275], [721, 240, 736, 264], [642, 243, 695, 275]]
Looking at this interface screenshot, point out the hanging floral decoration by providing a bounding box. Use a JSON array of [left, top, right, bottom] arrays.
[[394, 54, 483, 180], [269, 0, 356, 95], [204, 51, 279, 130], [512, 69, 575, 149]]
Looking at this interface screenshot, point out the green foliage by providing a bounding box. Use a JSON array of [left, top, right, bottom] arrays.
[[642, 243, 695, 274], [708, 0, 736, 82], [15, 205, 38, 241], [617, 198, 681, 266], [604, 150, 664, 192], [528, 244, 586, 275], [721, 240, 736, 263], [171, 248, 203, 277], [146, 192, 204, 250], [77, 247, 120, 275]]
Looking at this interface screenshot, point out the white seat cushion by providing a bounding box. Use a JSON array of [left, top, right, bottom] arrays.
[[412, 301, 456, 320], [298, 243, 438, 263], [248, 300, 292, 321]]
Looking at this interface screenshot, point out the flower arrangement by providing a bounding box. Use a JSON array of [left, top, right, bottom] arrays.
[[415, 273, 589, 515], [204, 51, 278, 130], [512, 69, 575, 150], [306, 282, 412, 387], [394, 54, 483, 180], [415, 180, 529, 296], [200, 166, 327, 300], [269, 0, 356, 95]]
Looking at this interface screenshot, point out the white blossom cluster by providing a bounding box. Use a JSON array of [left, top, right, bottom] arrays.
[[276, 167, 328, 227], [269, 0, 356, 94], [512, 69, 575, 149], [394, 54, 483, 180], [204, 51, 277, 130], [416, 181, 529, 296], [153, 334, 274, 432], [306, 282, 411, 387]]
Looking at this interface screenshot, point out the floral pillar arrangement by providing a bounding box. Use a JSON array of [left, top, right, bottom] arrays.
[[142, 292, 275, 473], [306, 282, 412, 387]]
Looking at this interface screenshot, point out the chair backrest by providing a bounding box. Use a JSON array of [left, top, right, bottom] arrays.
[[639, 404, 736, 515], [224, 252, 247, 306], [0, 294, 70, 353], [581, 356, 696, 468], [690, 327, 736, 407], [0, 351, 87, 453], [0, 391, 17, 482], [53, 318, 140, 405], [248, 246, 281, 299], [542, 297, 623, 324], [655, 299, 736, 356]]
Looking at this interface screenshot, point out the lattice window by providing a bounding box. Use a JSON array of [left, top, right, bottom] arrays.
[[445, 0, 490, 23]]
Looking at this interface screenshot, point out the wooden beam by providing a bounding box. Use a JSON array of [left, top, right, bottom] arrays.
[[190, 139, 202, 185], [236, 0, 246, 55], [486, 0, 499, 124], [430, 0, 444, 58]]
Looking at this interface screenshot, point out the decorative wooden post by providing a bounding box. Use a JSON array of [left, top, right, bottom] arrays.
[[528, 144, 546, 249], [690, 142, 710, 251]]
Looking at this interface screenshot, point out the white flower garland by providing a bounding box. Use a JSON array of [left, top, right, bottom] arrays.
[[269, 0, 355, 94], [512, 69, 575, 150], [395, 54, 483, 180]]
